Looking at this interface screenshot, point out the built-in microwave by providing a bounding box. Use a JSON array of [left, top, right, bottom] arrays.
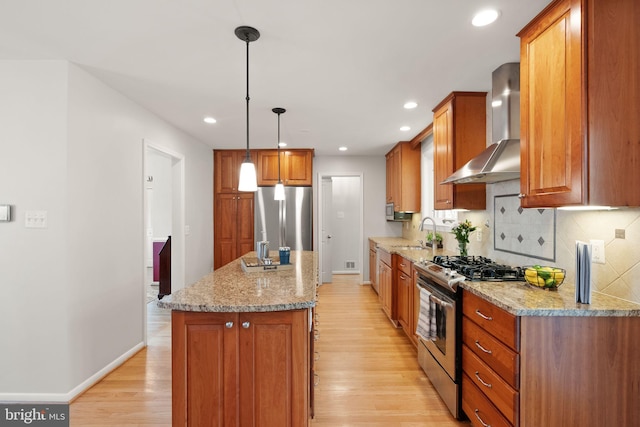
[[386, 203, 413, 221]]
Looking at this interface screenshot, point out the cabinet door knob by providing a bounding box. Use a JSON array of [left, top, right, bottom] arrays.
[[242, 321, 250, 329], [225, 321, 234, 328], [518, 193, 526, 199]]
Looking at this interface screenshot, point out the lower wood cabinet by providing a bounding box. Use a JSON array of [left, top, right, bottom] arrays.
[[396, 255, 413, 339], [172, 309, 310, 426], [377, 249, 394, 325], [462, 289, 640, 427]]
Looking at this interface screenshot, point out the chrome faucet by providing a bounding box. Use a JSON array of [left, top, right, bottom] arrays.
[[419, 216, 437, 258]]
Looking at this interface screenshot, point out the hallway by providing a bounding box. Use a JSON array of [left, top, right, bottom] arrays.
[[69, 276, 468, 426]]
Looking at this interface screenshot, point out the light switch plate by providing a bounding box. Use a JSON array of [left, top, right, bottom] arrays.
[[0, 205, 10, 221], [25, 210, 48, 228]]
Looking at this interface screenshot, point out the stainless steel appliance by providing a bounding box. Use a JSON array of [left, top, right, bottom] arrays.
[[414, 255, 524, 420], [385, 202, 412, 221], [255, 186, 312, 251]]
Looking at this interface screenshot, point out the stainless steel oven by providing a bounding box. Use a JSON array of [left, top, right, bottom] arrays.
[[415, 265, 462, 419]]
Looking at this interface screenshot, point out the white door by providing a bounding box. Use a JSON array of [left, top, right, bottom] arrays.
[[321, 177, 333, 283]]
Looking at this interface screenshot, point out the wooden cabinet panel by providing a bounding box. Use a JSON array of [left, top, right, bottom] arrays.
[[239, 310, 309, 426], [519, 0, 640, 207], [256, 149, 313, 186], [214, 150, 256, 269], [463, 345, 519, 425], [172, 310, 309, 427], [385, 142, 420, 212], [214, 193, 254, 269], [463, 317, 520, 390], [369, 248, 377, 292], [396, 258, 412, 332], [518, 0, 583, 207], [463, 291, 519, 350], [462, 374, 512, 427], [432, 92, 487, 210]]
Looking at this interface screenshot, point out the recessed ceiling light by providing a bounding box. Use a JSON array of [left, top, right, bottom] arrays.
[[203, 117, 217, 124], [472, 9, 500, 27], [404, 101, 418, 109], [338, 146, 348, 152], [400, 126, 411, 132]]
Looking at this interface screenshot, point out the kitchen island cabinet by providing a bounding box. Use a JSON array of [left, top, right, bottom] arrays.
[[461, 282, 640, 427], [518, 0, 640, 208], [158, 251, 317, 427]]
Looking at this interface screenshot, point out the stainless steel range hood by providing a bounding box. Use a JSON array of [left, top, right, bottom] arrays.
[[443, 63, 520, 184]]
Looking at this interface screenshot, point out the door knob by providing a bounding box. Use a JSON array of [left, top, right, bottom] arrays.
[[327, 235, 332, 239]]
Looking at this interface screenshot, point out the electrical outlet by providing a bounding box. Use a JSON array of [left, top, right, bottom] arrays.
[[476, 228, 483, 241], [590, 239, 605, 264]]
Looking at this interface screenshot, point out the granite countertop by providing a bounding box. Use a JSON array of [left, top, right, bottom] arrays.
[[157, 250, 317, 312], [462, 280, 640, 317], [369, 236, 456, 263], [369, 236, 640, 317]]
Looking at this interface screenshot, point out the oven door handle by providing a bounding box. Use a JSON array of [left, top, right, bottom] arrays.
[[429, 294, 452, 309]]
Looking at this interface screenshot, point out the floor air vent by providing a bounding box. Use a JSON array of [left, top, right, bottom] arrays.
[[345, 261, 356, 270]]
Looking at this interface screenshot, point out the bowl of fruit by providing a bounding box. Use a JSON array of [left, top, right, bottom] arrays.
[[523, 265, 566, 290]]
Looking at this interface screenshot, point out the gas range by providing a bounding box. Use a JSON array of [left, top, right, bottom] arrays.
[[433, 255, 525, 282]]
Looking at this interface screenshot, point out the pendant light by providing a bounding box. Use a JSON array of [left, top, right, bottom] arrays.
[[272, 107, 286, 201], [236, 25, 260, 192]]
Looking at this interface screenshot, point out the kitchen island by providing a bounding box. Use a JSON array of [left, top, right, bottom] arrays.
[[158, 250, 317, 427]]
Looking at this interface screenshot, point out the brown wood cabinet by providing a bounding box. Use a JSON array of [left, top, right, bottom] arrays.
[[171, 309, 310, 427], [377, 248, 395, 325], [396, 255, 412, 336], [518, 0, 640, 208], [256, 149, 313, 186], [432, 92, 487, 210], [214, 150, 255, 269], [462, 289, 640, 427], [385, 142, 421, 212], [462, 291, 521, 427], [368, 239, 377, 294]]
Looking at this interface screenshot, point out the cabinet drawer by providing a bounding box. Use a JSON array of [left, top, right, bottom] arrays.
[[396, 256, 412, 276], [462, 374, 512, 427], [378, 248, 391, 266], [463, 317, 520, 389], [463, 344, 519, 425], [463, 290, 519, 350], [369, 239, 377, 252]]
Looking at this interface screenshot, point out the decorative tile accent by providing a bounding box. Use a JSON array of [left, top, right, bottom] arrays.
[[494, 194, 556, 261]]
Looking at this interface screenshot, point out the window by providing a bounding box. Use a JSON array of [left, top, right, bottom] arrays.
[[421, 134, 458, 229]]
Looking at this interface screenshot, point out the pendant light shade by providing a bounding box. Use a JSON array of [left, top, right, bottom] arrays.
[[236, 25, 260, 192], [272, 107, 286, 200]]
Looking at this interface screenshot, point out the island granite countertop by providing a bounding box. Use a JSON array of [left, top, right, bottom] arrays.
[[157, 250, 317, 312]]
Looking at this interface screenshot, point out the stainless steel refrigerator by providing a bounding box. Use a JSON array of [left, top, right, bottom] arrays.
[[255, 187, 312, 251]]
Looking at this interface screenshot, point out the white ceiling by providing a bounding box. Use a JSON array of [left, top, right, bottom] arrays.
[[0, 0, 549, 156]]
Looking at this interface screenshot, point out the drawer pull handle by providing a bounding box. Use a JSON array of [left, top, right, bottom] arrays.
[[475, 309, 493, 321], [475, 340, 492, 354], [475, 371, 492, 388], [474, 409, 491, 427]]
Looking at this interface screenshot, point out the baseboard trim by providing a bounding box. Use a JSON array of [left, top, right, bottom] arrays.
[[0, 342, 145, 403]]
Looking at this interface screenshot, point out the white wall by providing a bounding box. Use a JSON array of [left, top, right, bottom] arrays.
[[0, 60, 213, 400], [314, 155, 401, 282]]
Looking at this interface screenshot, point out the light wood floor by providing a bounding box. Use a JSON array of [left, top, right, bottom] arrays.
[[70, 275, 469, 426]]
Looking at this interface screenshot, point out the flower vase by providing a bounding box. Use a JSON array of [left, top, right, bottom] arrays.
[[458, 241, 468, 258]]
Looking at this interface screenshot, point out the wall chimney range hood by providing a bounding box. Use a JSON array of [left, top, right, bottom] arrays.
[[442, 63, 521, 184]]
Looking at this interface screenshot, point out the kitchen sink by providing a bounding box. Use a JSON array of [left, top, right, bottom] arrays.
[[392, 245, 426, 250]]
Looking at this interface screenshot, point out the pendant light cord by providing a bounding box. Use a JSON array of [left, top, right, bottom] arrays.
[[245, 37, 251, 161], [277, 112, 281, 182]]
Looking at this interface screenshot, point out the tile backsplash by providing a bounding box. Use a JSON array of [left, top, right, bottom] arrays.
[[403, 180, 640, 304]]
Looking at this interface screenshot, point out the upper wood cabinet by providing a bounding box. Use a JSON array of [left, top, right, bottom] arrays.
[[214, 149, 258, 194], [385, 141, 421, 212], [432, 92, 487, 210], [518, 0, 640, 208], [256, 149, 313, 186]]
